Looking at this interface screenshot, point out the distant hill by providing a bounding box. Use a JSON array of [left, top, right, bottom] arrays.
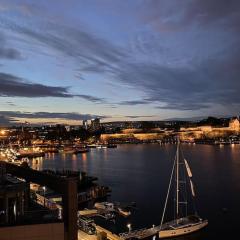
[[164, 115, 231, 122]]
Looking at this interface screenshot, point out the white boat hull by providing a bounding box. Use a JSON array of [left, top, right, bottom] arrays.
[[118, 208, 131, 217], [159, 220, 208, 238], [94, 202, 115, 211]]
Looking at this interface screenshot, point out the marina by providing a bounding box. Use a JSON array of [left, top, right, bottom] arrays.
[[1, 143, 240, 239], [75, 144, 239, 239]]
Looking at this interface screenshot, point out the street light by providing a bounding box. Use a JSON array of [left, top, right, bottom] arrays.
[[127, 223, 131, 233], [43, 186, 46, 207]]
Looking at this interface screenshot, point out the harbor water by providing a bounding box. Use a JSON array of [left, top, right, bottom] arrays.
[[31, 144, 240, 239]]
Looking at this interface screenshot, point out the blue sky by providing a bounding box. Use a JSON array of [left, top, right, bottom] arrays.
[[0, 0, 240, 125]]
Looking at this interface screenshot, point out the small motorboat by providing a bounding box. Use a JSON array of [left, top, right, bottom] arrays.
[[117, 207, 131, 217], [94, 202, 115, 211]]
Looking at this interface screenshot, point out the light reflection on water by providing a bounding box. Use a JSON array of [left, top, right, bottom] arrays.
[[30, 144, 240, 239]]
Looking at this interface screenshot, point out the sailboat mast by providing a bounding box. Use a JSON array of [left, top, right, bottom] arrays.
[[176, 139, 179, 221]]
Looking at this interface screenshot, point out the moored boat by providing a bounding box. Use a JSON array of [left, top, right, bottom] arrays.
[[159, 216, 208, 238], [117, 207, 131, 217], [159, 139, 208, 238], [94, 202, 115, 211], [75, 148, 89, 153]]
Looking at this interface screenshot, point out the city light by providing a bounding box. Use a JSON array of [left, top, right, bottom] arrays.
[[127, 223, 131, 232]]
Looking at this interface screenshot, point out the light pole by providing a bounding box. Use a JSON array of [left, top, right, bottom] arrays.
[[43, 186, 46, 207], [127, 223, 131, 233]]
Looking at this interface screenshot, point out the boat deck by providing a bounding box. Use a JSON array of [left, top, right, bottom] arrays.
[[161, 215, 203, 230], [119, 226, 161, 239]]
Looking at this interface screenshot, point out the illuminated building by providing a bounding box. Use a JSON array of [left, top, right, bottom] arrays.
[[90, 118, 100, 131], [229, 118, 240, 131], [180, 117, 240, 140]]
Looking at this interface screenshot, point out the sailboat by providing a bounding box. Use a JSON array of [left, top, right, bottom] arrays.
[[159, 140, 208, 238]]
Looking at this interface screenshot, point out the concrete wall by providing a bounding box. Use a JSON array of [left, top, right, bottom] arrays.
[[0, 222, 64, 240]]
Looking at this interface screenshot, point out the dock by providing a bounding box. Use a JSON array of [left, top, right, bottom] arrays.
[[78, 229, 97, 240], [95, 225, 121, 240], [79, 209, 98, 216], [79, 222, 160, 240]]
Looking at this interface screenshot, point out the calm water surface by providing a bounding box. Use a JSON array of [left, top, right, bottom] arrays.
[[32, 144, 240, 239]]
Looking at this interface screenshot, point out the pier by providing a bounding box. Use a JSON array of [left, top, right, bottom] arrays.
[[78, 229, 97, 240], [95, 225, 121, 240], [89, 224, 161, 240], [79, 209, 98, 216]]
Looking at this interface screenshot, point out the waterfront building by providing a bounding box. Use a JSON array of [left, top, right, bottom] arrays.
[[0, 162, 64, 240], [0, 169, 25, 225]]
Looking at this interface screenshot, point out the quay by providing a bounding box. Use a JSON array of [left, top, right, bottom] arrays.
[[79, 224, 161, 240], [78, 225, 121, 240], [79, 209, 98, 216], [78, 229, 97, 240], [78, 225, 160, 240], [17, 151, 45, 158], [95, 225, 121, 240]]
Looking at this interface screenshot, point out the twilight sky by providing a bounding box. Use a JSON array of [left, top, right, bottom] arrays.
[[0, 0, 240, 125]]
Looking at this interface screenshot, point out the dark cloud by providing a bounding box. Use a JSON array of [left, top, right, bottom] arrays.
[[0, 72, 72, 98], [183, 0, 240, 27], [0, 47, 22, 60], [140, 0, 240, 31], [0, 32, 22, 59], [119, 100, 150, 105], [125, 115, 155, 119], [0, 18, 125, 75], [77, 95, 105, 103], [74, 72, 85, 81], [0, 111, 108, 126], [0, 72, 105, 102], [1, 3, 240, 113], [155, 103, 210, 111], [0, 111, 106, 120], [115, 54, 240, 110], [0, 115, 15, 126]]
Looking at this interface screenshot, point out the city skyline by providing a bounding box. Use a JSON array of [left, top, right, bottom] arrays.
[[1, 0, 240, 125]]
